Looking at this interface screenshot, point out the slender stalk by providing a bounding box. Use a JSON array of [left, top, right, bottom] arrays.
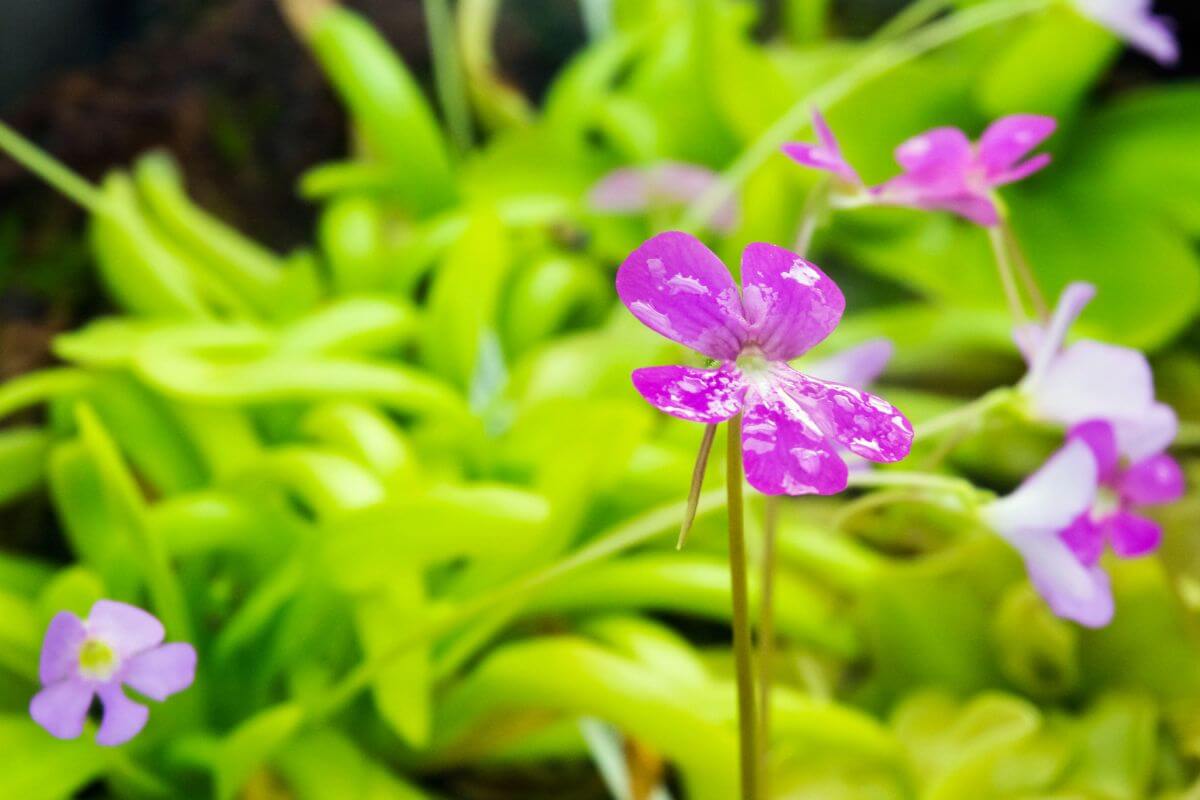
[[915, 386, 1015, 441], [726, 415, 759, 800], [423, 0, 474, 154], [874, 0, 955, 39], [0, 120, 105, 212], [756, 495, 779, 797], [986, 225, 1028, 323], [792, 177, 830, 254], [1000, 219, 1049, 321], [678, 423, 718, 549], [680, 0, 1050, 230], [845, 469, 981, 504]]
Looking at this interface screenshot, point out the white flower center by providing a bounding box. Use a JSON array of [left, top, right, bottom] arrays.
[[78, 639, 119, 681]]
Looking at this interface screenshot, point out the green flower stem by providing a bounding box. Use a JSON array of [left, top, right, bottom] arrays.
[[423, 0, 474, 154], [845, 469, 984, 506], [726, 415, 760, 800], [0, 119, 105, 212], [757, 495, 779, 797], [914, 386, 1017, 442], [999, 216, 1049, 321], [987, 224, 1029, 323], [680, 0, 1051, 230], [874, 0, 956, 40], [678, 422, 718, 549]]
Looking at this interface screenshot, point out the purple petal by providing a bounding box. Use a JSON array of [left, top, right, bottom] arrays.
[[925, 192, 1001, 226], [122, 643, 197, 702], [781, 110, 860, 185], [983, 439, 1099, 537], [893, 127, 973, 176], [775, 367, 913, 463], [1077, 1, 1179, 65], [804, 339, 893, 389], [1113, 403, 1177, 463], [39, 612, 86, 686], [991, 153, 1053, 186], [1023, 535, 1114, 628], [978, 115, 1057, 180], [30, 680, 94, 740], [741, 399, 848, 496], [96, 684, 150, 747], [1107, 511, 1163, 559], [1029, 341, 1155, 427], [589, 168, 652, 212], [631, 363, 747, 424], [589, 164, 738, 233], [616, 232, 746, 361], [1120, 453, 1184, 506], [1022, 281, 1097, 377], [1068, 420, 1120, 480], [87, 600, 164, 659], [739, 243, 845, 361], [1060, 514, 1106, 567]]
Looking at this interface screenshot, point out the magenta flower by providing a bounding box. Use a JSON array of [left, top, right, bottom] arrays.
[[872, 115, 1057, 226], [589, 161, 738, 233], [30, 600, 196, 746], [618, 231, 913, 495], [1072, 0, 1179, 66], [1060, 419, 1184, 566], [981, 438, 1113, 627], [781, 109, 863, 189]]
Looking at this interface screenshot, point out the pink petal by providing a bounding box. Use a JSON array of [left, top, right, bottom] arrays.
[[978, 115, 1057, 179], [30, 680, 94, 740], [87, 600, 164, 659], [1029, 341, 1155, 427], [739, 243, 845, 361], [616, 232, 746, 361], [122, 643, 197, 702], [1068, 420, 1120, 480], [631, 363, 747, 424], [589, 168, 652, 212], [925, 192, 1001, 226], [1113, 403, 1177, 463], [1060, 514, 1106, 567], [983, 439, 1099, 536], [775, 367, 913, 463], [1122, 13, 1180, 65], [1022, 281, 1097, 378], [96, 684, 150, 747], [590, 164, 738, 234], [781, 110, 860, 185], [741, 399, 848, 496], [1120, 453, 1184, 506], [1107, 511, 1162, 559], [1023, 535, 1114, 628], [804, 339, 893, 389], [893, 127, 973, 175], [991, 153, 1053, 187], [39, 612, 86, 686]]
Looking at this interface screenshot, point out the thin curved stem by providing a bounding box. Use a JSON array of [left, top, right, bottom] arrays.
[[757, 495, 780, 798], [1000, 219, 1049, 321], [845, 469, 982, 505], [0, 120, 105, 212], [678, 423, 718, 549], [987, 225, 1028, 324], [914, 386, 1016, 442], [726, 415, 759, 800]]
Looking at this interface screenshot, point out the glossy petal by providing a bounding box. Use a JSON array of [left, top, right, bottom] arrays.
[[631, 363, 747, 423], [39, 612, 86, 686], [775, 367, 913, 463], [805, 339, 893, 389], [87, 600, 164, 659], [1113, 402, 1178, 462], [1029, 341, 1155, 426], [96, 684, 149, 747], [1060, 514, 1106, 567], [1107, 511, 1162, 559], [122, 643, 198, 702], [1022, 535, 1114, 627], [616, 232, 746, 360], [978, 115, 1057, 180], [982, 439, 1099, 536], [30, 680, 94, 740], [741, 399, 848, 496], [1120, 453, 1184, 505], [739, 243, 844, 361], [1068, 420, 1120, 480]]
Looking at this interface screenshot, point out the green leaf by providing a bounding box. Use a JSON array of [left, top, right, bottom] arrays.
[[0, 427, 49, 505], [215, 704, 304, 800], [274, 730, 435, 799], [0, 715, 106, 800]]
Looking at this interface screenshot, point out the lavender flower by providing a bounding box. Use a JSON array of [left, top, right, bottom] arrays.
[[30, 600, 196, 746], [589, 161, 738, 233], [618, 231, 913, 495], [1072, 0, 1179, 66]]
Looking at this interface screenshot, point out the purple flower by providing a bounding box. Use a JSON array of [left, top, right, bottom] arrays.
[[1060, 419, 1184, 566], [589, 161, 738, 233], [981, 438, 1113, 627], [1073, 0, 1179, 66], [781, 109, 863, 189], [618, 231, 913, 495], [805, 339, 894, 389], [30, 600, 196, 746], [872, 115, 1057, 226]]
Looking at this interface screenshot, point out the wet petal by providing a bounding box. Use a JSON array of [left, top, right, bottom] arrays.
[[1113, 402, 1177, 462], [39, 611, 86, 686], [30, 680, 94, 740], [804, 339, 893, 389], [1120, 453, 1184, 506], [978, 115, 1057, 179], [982, 439, 1099, 536], [87, 600, 164, 659], [1107, 511, 1162, 559], [123, 643, 197, 702], [631, 363, 747, 424], [96, 684, 150, 747], [1021, 534, 1114, 628], [739, 242, 844, 361], [776, 367, 912, 463], [741, 399, 848, 496], [1068, 420, 1120, 480], [1060, 514, 1106, 567], [616, 232, 746, 360], [1029, 341, 1154, 427]]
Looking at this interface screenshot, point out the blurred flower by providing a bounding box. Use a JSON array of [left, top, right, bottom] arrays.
[[781, 109, 864, 189], [618, 231, 912, 495], [805, 339, 894, 389], [589, 161, 738, 233], [981, 438, 1113, 627], [872, 115, 1057, 226], [1060, 419, 1183, 565], [30, 600, 196, 746], [1072, 0, 1178, 66]]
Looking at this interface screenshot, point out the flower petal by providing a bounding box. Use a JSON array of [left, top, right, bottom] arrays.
[[991, 153, 1052, 186], [631, 363, 747, 424], [1068, 420, 1120, 480], [781, 110, 860, 185], [30, 680, 94, 740], [1021, 534, 1114, 628], [741, 399, 848, 496], [893, 127, 973, 176], [1022, 281, 1097, 379], [775, 368, 913, 463], [982, 439, 1099, 536], [616, 232, 746, 360], [739, 243, 845, 361], [1120, 12, 1179, 65], [1113, 402, 1177, 462], [87, 600, 164, 659], [1120, 453, 1184, 506], [122, 643, 197, 702], [1060, 514, 1106, 567], [589, 164, 737, 233], [978, 115, 1057, 179], [39, 611, 86, 686], [96, 684, 150, 747], [804, 339, 893, 390], [1029, 341, 1155, 427], [1107, 511, 1162, 559]]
